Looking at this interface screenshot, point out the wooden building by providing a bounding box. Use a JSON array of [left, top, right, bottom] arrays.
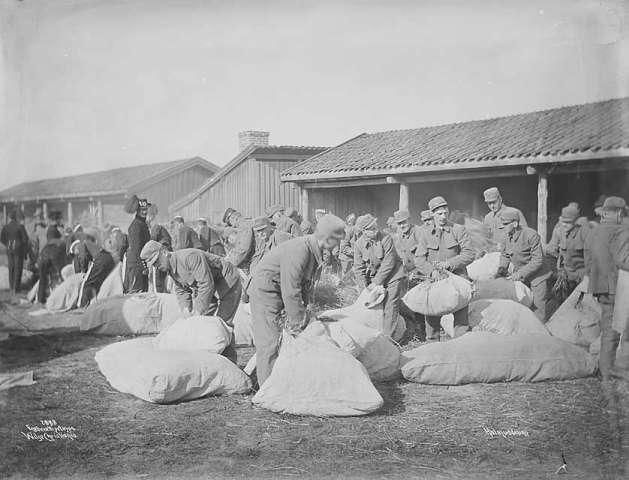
[[0, 157, 219, 230], [281, 97, 629, 242], [170, 132, 327, 222]]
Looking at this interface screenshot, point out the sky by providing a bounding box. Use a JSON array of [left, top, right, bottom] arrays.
[[0, 0, 627, 190]]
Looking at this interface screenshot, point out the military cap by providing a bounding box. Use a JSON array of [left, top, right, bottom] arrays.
[[393, 210, 410, 223], [315, 214, 346, 239], [173, 215, 184, 222], [483, 187, 501, 202], [252, 216, 272, 231], [420, 210, 432, 221], [559, 205, 579, 222], [355, 214, 378, 231], [140, 240, 166, 267], [428, 196, 448, 212], [222, 208, 236, 224], [197, 217, 207, 224], [137, 198, 150, 209], [265, 204, 285, 218], [602, 196, 628, 211], [498, 207, 520, 227]]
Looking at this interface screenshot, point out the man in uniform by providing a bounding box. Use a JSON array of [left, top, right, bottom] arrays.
[[415, 196, 475, 339], [497, 208, 546, 320], [0, 210, 29, 294], [392, 210, 423, 273], [482, 187, 527, 250], [172, 216, 202, 250], [78, 233, 116, 308], [141, 240, 243, 362], [266, 204, 302, 237], [223, 208, 256, 273], [353, 213, 406, 339], [585, 197, 629, 382], [338, 213, 357, 281], [249, 214, 345, 385], [125, 197, 151, 293]]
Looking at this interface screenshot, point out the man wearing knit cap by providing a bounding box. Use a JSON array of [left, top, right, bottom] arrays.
[[140, 239, 243, 362], [222, 208, 256, 273], [415, 196, 475, 339], [353, 214, 406, 338], [546, 205, 588, 300], [585, 196, 629, 382], [482, 187, 527, 249], [249, 214, 345, 385], [497, 207, 547, 320], [266, 204, 302, 237]]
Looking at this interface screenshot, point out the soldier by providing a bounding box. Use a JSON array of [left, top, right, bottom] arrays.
[[250, 214, 345, 385], [482, 187, 527, 249], [353, 214, 406, 338], [172, 215, 202, 250], [0, 210, 29, 294], [585, 197, 629, 382], [222, 208, 256, 273], [415, 196, 475, 339], [392, 210, 423, 273], [145, 204, 171, 293], [546, 205, 588, 295], [124, 196, 151, 293], [496, 208, 547, 320], [419, 210, 433, 229], [266, 204, 302, 237], [338, 213, 357, 280], [141, 240, 243, 362]]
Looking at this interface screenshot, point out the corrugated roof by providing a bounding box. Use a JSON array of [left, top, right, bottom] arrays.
[[170, 145, 328, 211], [281, 97, 629, 181], [0, 156, 220, 201]]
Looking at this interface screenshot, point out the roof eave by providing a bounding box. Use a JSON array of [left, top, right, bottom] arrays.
[[0, 189, 128, 203]]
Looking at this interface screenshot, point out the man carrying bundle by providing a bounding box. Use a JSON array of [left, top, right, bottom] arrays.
[[415, 196, 475, 339], [140, 240, 243, 362], [249, 214, 345, 385], [482, 187, 527, 250], [497, 208, 547, 321], [353, 213, 406, 338]]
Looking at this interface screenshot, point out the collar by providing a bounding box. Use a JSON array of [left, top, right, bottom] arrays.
[[509, 226, 523, 241], [432, 222, 452, 234]]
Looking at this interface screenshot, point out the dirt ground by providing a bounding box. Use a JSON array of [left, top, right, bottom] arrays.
[[1, 288, 628, 479]]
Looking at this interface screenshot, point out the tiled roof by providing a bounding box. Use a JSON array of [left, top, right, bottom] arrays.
[[281, 97, 629, 181], [170, 145, 328, 211], [0, 157, 219, 201]]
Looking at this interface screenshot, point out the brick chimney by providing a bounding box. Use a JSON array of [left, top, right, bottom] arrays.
[[238, 131, 270, 151]]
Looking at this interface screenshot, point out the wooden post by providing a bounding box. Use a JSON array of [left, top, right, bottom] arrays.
[[2, 204, 6, 224], [399, 182, 409, 211], [301, 187, 310, 222], [67, 201, 73, 226], [97, 199, 104, 227], [537, 171, 548, 244], [42, 201, 48, 221]]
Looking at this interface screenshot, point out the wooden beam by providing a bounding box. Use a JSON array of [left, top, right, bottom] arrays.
[[42, 202, 47, 220], [301, 177, 388, 189], [301, 188, 310, 222], [97, 199, 104, 227], [2, 204, 6, 224], [399, 182, 409, 211], [537, 172, 548, 244], [67, 201, 73, 226]]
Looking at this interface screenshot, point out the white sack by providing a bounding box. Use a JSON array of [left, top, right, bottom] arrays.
[[252, 331, 383, 417], [466, 252, 501, 281], [613, 269, 629, 335], [402, 274, 472, 316], [546, 280, 600, 347], [95, 337, 251, 403], [233, 302, 254, 346], [473, 278, 533, 307], [469, 299, 548, 336], [155, 316, 232, 354], [45, 273, 85, 313], [60, 264, 75, 281]]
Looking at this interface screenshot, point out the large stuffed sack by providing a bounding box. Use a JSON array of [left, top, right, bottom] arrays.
[[96, 262, 124, 300], [46, 273, 85, 313], [80, 293, 188, 335], [401, 332, 597, 385], [546, 280, 600, 347], [233, 302, 254, 346], [469, 299, 548, 335], [613, 269, 629, 335], [60, 264, 75, 281], [95, 337, 251, 403], [403, 273, 472, 316], [252, 330, 383, 416], [466, 252, 501, 281], [318, 288, 406, 341], [306, 320, 401, 382], [155, 316, 232, 354], [473, 278, 533, 307]]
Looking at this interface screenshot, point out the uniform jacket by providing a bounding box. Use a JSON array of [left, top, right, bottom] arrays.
[[483, 205, 528, 246], [393, 224, 423, 272], [499, 226, 543, 283], [250, 229, 293, 276], [127, 216, 150, 267], [414, 222, 474, 276], [1, 220, 29, 256], [150, 224, 172, 251], [168, 249, 240, 315], [226, 219, 256, 272], [250, 235, 323, 331], [353, 232, 405, 287], [339, 225, 357, 260], [83, 249, 115, 292], [585, 220, 625, 295], [275, 215, 302, 237], [175, 225, 202, 251], [612, 226, 629, 272], [546, 223, 588, 281], [197, 225, 223, 252]]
